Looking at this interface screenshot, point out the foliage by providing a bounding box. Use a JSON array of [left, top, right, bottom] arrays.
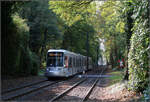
[[120, 0, 134, 80], [1, 1, 21, 75], [49, 0, 95, 26], [64, 19, 99, 60], [49, 0, 99, 61], [126, 0, 150, 91], [12, 13, 41, 76], [2, 0, 149, 87], [1, 1, 41, 76], [98, 0, 126, 67], [18, 0, 64, 68], [20, 0, 62, 55], [2, 5, 40, 76]]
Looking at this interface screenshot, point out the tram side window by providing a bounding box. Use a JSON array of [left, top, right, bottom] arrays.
[[83, 59, 84, 66], [78, 58, 80, 67], [78, 58, 79, 67], [69, 57, 72, 68], [75, 58, 77, 67], [72, 57, 74, 67], [90, 60, 92, 65], [80, 59, 81, 66], [80, 58, 81, 66], [76, 58, 78, 67], [64, 56, 68, 68], [77, 59, 78, 67], [73, 57, 75, 67], [82, 58, 84, 66], [76, 57, 78, 67]]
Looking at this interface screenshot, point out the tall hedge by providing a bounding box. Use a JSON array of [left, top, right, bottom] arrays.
[[128, 0, 150, 91]]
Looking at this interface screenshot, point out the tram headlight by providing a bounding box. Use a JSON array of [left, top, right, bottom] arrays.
[[46, 68, 50, 71]]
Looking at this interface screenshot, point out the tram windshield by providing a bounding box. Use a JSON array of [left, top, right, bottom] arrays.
[[47, 52, 64, 67]]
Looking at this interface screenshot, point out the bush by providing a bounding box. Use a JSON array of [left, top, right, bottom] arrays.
[[128, 0, 149, 91], [21, 48, 40, 76], [2, 13, 40, 76], [29, 50, 40, 75]]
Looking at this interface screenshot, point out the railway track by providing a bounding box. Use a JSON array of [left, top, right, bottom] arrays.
[[1, 79, 63, 101], [2, 66, 107, 101], [49, 78, 87, 102], [49, 78, 96, 102], [1, 75, 83, 101], [48, 67, 107, 102], [81, 66, 106, 102], [2, 79, 48, 94]]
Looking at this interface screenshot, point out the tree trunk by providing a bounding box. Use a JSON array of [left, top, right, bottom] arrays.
[[40, 28, 47, 62], [124, 2, 133, 80]]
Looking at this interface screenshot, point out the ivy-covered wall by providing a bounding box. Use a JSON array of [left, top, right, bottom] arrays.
[[128, 0, 150, 91]]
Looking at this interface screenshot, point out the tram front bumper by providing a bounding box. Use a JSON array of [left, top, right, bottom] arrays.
[[45, 70, 69, 77]]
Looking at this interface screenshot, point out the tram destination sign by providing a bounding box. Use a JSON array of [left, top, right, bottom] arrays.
[[49, 52, 63, 57]]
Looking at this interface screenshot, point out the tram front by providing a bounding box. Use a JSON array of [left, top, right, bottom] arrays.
[[45, 51, 65, 77]]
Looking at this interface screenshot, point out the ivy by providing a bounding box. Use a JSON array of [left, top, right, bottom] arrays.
[[128, 0, 150, 91]]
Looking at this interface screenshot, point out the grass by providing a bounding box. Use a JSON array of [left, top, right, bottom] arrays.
[[38, 62, 46, 76], [108, 69, 124, 85], [38, 68, 45, 76]]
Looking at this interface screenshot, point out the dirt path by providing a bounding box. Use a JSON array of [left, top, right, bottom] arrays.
[[87, 68, 141, 102]]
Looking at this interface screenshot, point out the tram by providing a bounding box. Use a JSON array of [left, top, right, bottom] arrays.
[[45, 49, 92, 78]]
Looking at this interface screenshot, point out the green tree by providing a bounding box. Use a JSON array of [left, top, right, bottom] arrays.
[[121, 0, 134, 80], [2, 1, 39, 76], [49, 0, 99, 61], [98, 0, 126, 68], [49, 1, 94, 26], [20, 0, 62, 64]]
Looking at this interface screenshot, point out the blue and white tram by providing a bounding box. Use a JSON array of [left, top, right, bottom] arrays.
[[45, 49, 91, 78]]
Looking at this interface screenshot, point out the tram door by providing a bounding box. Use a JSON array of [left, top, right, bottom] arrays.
[[64, 56, 69, 76], [65, 55, 72, 75], [68, 57, 73, 75]]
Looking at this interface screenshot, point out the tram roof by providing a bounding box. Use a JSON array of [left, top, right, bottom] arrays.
[[47, 49, 87, 57], [48, 49, 77, 55]]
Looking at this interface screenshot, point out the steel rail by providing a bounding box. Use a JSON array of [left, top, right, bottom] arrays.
[[81, 66, 107, 102], [2, 79, 48, 94], [2, 81, 61, 101], [49, 79, 87, 102], [81, 78, 99, 102]]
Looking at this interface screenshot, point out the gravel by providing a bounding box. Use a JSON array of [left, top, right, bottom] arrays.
[[1, 67, 141, 102], [57, 78, 96, 102], [15, 77, 82, 101], [1, 76, 46, 91], [1, 76, 47, 92]]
